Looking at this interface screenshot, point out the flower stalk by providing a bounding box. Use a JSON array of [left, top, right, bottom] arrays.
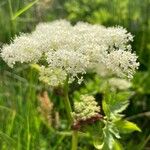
[[63, 77, 73, 123], [72, 131, 78, 150], [63, 77, 78, 150]]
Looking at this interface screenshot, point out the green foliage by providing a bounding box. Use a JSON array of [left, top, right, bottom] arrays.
[[98, 90, 140, 149], [11, 0, 39, 20], [103, 91, 131, 119], [95, 94, 141, 149], [0, 0, 62, 44], [92, 120, 123, 150], [73, 75, 104, 99], [115, 120, 141, 134], [113, 140, 123, 150], [133, 71, 150, 94], [72, 76, 141, 149]]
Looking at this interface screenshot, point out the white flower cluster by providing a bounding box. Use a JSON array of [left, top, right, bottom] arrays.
[[39, 66, 67, 87], [1, 19, 139, 86], [104, 50, 139, 79], [72, 95, 101, 122], [32, 20, 72, 52], [1, 34, 41, 67], [108, 78, 131, 90], [47, 50, 89, 84]]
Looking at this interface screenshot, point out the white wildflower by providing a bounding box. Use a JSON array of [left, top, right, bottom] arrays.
[[1, 34, 41, 67], [32, 19, 72, 52], [1, 19, 139, 83], [105, 26, 133, 51], [78, 44, 108, 70], [103, 50, 139, 79], [39, 66, 67, 87], [72, 22, 106, 48], [47, 49, 89, 84], [73, 22, 133, 52], [108, 78, 132, 90]]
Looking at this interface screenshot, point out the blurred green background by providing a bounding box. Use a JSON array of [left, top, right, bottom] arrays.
[[0, 0, 150, 149]]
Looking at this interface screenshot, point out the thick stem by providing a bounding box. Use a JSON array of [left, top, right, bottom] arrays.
[[63, 77, 73, 123], [63, 77, 78, 150], [71, 131, 78, 150]]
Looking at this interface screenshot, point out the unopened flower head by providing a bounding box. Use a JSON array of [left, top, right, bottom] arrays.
[[72, 95, 101, 123]]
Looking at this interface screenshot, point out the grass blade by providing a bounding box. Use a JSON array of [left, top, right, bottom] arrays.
[[12, 0, 39, 20]]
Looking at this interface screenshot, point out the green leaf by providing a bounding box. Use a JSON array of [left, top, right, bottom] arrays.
[[110, 92, 131, 115], [30, 64, 41, 71], [103, 91, 131, 119], [102, 99, 111, 117], [102, 122, 119, 150], [93, 137, 104, 150], [115, 91, 132, 101], [11, 0, 39, 20], [93, 121, 122, 150], [113, 140, 123, 150], [103, 126, 115, 150], [110, 100, 129, 115], [91, 122, 104, 150], [109, 125, 120, 139], [0, 131, 16, 146], [115, 120, 141, 134]]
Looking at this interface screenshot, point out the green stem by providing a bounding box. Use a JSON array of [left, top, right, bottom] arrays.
[[72, 131, 78, 150], [63, 77, 78, 150], [8, 0, 16, 35], [63, 77, 73, 123]]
